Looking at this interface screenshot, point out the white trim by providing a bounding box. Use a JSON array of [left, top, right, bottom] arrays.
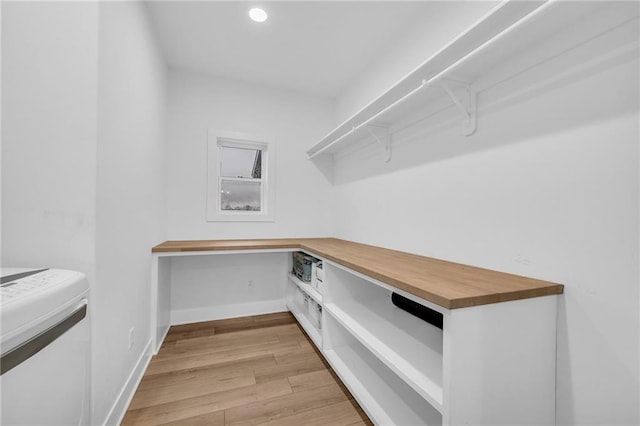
[[153, 248, 295, 258], [150, 256, 173, 354], [218, 138, 267, 151], [154, 323, 170, 355], [220, 176, 262, 183], [207, 129, 276, 222], [170, 299, 286, 325], [102, 339, 153, 426], [150, 255, 158, 354]]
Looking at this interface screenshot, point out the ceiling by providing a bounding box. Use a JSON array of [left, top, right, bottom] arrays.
[[145, 1, 435, 99]]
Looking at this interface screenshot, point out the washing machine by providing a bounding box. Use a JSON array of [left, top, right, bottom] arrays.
[[0, 268, 90, 425]]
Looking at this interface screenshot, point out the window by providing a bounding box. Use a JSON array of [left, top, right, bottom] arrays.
[[219, 144, 262, 211], [207, 130, 275, 221]]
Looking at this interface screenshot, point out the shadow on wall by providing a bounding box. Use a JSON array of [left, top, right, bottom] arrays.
[[312, 8, 638, 186]]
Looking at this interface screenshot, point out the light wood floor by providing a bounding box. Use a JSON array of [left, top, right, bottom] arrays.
[[123, 312, 372, 426]]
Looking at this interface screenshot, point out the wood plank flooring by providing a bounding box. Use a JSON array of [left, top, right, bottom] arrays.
[[123, 312, 371, 426]]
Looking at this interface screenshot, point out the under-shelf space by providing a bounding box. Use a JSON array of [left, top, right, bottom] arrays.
[[287, 302, 321, 349], [285, 279, 322, 349], [287, 273, 322, 304], [324, 263, 443, 409], [323, 314, 443, 425]]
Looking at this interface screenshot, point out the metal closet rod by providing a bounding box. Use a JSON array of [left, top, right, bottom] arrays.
[[307, 0, 558, 160]]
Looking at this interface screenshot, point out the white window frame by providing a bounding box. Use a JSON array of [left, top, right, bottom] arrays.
[[207, 130, 275, 222]]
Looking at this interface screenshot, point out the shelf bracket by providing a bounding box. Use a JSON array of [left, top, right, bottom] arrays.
[[365, 124, 391, 162], [440, 81, 477, 136]]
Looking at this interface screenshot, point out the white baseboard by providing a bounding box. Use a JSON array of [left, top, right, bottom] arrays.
[[154, 323, 171, 354], [103, 339, 152, 426], [170, 299, 287, 325]]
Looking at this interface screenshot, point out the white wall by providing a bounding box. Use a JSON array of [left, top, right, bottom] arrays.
[[169, 252, 288, 324], [2, 2, 167, 425], [331, 3, 639, 425], [165, 71, 334, 325], [1, 1, 99, 275], [95, 2, 167, 424], [2, 7, 100, 422], [166, 70, 335, 240]]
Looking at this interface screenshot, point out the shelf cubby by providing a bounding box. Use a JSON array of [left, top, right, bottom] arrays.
[[324, 262, 444, 410], [285, 277, 322, 349]]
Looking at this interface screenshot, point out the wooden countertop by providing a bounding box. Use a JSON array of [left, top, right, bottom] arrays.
[[152, 238, 563, 310]]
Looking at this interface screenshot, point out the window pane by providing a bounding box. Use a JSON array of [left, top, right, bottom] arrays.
[[220, 146, 262, 178], [220, 180, 261, 211]]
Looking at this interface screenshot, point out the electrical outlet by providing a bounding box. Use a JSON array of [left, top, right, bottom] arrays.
[[129, 327, 135, 349]]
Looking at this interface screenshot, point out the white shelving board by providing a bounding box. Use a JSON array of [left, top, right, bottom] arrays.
[[287, 273, 322, 304], [306, 0, 610, 159], [325, 297, 444, 409], [323, 334, 442, 425]]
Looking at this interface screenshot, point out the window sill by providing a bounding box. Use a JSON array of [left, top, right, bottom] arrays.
[[206, 211, 275, 222]]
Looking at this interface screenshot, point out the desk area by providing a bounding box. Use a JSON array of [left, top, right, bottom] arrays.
[[151, 238, 563, 425], [152, 237, 562, 309]]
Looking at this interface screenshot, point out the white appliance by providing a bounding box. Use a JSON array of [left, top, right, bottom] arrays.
[[0, 268, 90, 425]]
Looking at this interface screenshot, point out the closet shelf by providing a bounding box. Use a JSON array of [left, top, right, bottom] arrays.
[[306, 0, 593, 160]]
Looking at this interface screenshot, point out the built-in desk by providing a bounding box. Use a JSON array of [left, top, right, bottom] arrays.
[[152, 237, 562, 309], [151, 238, 563, 425]]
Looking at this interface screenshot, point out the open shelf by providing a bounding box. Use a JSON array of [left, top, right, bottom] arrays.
[[324, 262, 444, 408], [288, 273, 322, 304], [285, 276, 322, 349], [325, 296, 443, 409], [287, 301, 321, 349], [306, 0, 608, 160], [323, 314, 442, 425]]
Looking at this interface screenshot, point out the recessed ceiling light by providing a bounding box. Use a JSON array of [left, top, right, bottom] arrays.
[[249, 7, 268, 23]]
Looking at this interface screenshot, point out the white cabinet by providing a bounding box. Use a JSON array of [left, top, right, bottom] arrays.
[[150, 240, 561, 426], [290, 255, 558, 426], [441, 295, 557, 425]]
